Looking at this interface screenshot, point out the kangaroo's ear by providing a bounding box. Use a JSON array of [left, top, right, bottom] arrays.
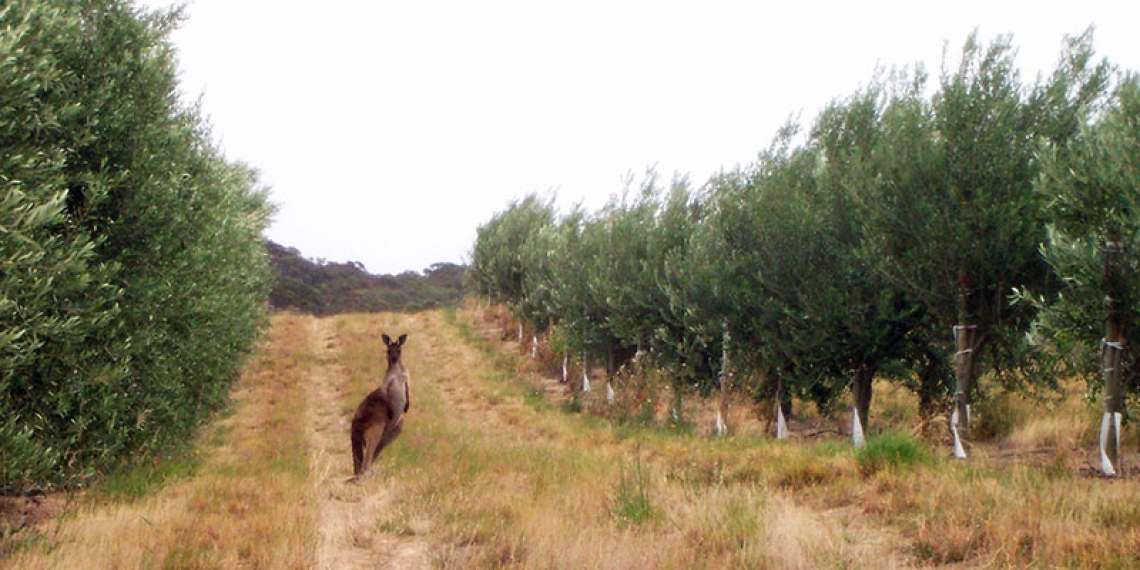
[[397, 334, 407, 346], [382, 333, 392, 346]]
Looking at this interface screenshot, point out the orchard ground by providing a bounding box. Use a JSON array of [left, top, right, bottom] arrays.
[[4, 304, 1139, 568]]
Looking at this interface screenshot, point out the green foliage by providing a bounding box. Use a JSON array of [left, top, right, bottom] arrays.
[[470, 29, 1140, 430], [862, 31, 1110, 386], [704, 109, 920, 414], [0, 419, 57, 491], [469, 194, 556, 311], [548, 204, 620, 360], [1025, 74, 1140, 397], [540, 207, 597, 351], [0, 0, 272, 491], [516, 203, 564, 334], [643, 177, 722, 390], [588, 176, 666, 350]]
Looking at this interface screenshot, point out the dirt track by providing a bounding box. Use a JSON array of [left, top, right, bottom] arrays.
[[306, 316, 428, 570]]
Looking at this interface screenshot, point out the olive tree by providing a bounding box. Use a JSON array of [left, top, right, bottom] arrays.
[[1025, 74, 1137, 474], [860, 32, 1109, 454]]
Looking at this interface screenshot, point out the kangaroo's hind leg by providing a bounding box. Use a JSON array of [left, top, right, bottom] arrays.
[[351, 428, 365, 478], [358, 421, 385, 477], [371, 414, 405, 465]]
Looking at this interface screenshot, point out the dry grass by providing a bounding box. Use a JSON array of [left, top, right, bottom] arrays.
[[9, 306, 1140, 569], [4, 314, 316, 569], [330, 308, 913, 569], [448, 304, 1140, 568]]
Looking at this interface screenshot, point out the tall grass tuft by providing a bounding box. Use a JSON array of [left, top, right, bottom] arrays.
[[612, 448, 655, 527], [855, 431, 933, 475]]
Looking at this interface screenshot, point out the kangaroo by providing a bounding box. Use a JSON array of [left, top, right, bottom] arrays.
[[350, 333, 409, 479]]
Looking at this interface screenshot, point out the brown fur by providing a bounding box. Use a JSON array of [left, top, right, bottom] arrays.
[[350, 333, 409, 479]]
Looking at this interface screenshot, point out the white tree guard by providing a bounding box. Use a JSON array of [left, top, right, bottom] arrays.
[[606, 382, 615, 404], [716, 321, 730, 437], [776, 402, 789, 440], [561, 353, 568, 383], [950, 407, 968, 460], [1100, 411, 1123, 477], [581, 352, 591, 393], [518, 322, 524, 344], [852, 406, 865, 448], [531, 334, 538, 358]]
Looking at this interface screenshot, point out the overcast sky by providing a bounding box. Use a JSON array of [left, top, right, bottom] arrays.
[[137, 0, 1140, 275]]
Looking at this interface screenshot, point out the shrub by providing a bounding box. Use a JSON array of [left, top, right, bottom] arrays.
[[970, 390, 1032, 441], [0, 0, 272, 491]]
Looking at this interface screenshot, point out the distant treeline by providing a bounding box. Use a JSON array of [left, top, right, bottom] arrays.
[[267, 241, 466, 314]]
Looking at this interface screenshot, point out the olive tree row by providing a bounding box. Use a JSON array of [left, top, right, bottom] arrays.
[[471, 32, 1134, 461], [1, 1, 273, 491]]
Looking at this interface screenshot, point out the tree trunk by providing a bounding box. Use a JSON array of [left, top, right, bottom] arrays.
[[717, 323, 731, 436], [607, 340, 616, 379], [670, 390, 683, 425], [917, 354, 943, 419], [852, 364, 876, 445], [605, 341, 616, 404], [1102, 239, 1126, 476], [952, 268, 980, 458]]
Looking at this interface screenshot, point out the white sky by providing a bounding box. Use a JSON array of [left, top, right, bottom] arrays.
[[137, 0, 1140, 275]]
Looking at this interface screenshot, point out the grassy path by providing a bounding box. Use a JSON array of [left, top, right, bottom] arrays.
[[8, 308, 1140, 568], [307, 315, 428, 569], [0, 310, 911, 569], [4, 314, 316, 569]]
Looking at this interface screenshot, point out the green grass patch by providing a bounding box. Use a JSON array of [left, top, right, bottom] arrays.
[[854, 431, 932, 476], [89, 447, 204, 502], [808, 440, 854, 458], [612, 450, 655, 527], [560, 396, 583, 414], [522, 386, 550, 410]]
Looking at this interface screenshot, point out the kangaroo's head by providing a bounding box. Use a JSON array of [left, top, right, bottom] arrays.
[[382, 333, 407, 365]]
